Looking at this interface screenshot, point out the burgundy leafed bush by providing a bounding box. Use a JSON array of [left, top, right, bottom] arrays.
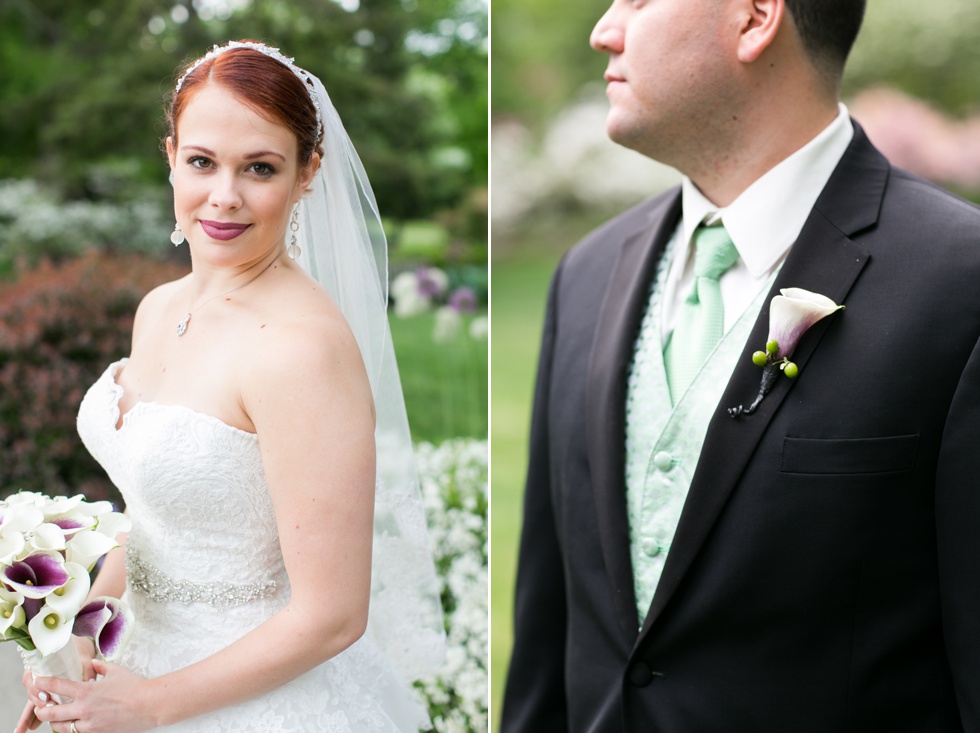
[[0, 252, 186, 506]]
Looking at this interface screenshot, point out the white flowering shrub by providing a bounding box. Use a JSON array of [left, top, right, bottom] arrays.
[[415, 439, 488, 733], [0, 179, 169, 270], [491, 93, 681, 231]]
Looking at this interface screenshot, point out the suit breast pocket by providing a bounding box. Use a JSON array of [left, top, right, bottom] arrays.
[[780, 434, 920, 475]]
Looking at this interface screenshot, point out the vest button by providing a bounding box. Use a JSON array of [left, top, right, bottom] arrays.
[[641, 538, 661, 557], [653, 451, 674, 471], [628, 661, 655, 687]]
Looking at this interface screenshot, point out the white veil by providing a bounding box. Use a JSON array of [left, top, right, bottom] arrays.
[[296, 72, 446, 683], [177, 42, 446, 684]]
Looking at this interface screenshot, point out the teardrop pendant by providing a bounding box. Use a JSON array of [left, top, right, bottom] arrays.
[[287, 202, 300, 259], [176, 312, 191, 336]]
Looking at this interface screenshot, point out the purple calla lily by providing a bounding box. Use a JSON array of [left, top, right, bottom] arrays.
[[767, 288, 845, 360], [73, 597, 134, 661], [1, 552, 69, 599], [730, 288, 844, 418]]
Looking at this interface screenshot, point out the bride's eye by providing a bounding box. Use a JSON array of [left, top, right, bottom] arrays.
[[188, 156, 213, 170], [248, 162, 276, 177]]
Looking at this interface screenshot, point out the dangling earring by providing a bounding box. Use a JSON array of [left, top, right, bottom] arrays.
[[171, 223, 185, 246], [287, 203, 301, 259]]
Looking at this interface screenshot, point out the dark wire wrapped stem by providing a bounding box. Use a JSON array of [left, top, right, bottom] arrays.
[[729, 361, 781, 418]]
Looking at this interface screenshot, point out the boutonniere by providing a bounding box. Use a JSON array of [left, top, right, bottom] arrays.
[[729, 288, 844, 418]]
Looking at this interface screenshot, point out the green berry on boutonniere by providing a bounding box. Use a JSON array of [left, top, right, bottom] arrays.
[[729, 288, 844, 418]]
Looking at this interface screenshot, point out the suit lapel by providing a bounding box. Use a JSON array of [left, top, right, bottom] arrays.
[[586, 190, 682, 639], [637, 126, 887, 640]]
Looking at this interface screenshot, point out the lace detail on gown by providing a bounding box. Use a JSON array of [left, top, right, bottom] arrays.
[[76, 360, 430, 732]]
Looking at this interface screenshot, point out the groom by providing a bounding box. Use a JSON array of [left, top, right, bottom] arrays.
[[502, 0, 980, 731]]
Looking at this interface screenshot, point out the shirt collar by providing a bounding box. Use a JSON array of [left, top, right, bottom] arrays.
[[680, 103, 854, 277]]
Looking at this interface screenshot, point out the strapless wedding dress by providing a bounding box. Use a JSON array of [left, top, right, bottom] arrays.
[[76, 359, 428, 732]]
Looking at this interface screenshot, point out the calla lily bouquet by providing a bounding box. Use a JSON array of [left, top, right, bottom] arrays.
[[0, 490, 134, 696], [729, 288, 844, 418]]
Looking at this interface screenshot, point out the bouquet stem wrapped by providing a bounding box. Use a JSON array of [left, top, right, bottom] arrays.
[[20, 643, 83, 703]]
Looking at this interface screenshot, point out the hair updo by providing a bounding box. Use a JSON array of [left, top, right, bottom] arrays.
[[166, 41, 324, 165]]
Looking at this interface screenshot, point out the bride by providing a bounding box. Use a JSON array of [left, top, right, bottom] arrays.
[[17, 41, 443, 732]]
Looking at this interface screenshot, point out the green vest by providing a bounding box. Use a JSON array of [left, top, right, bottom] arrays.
[[625, 238, 774, 624]]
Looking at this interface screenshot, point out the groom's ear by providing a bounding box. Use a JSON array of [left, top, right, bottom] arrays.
[[735, 0, 785, 64]]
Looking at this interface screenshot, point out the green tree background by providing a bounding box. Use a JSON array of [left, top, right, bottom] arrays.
[[0, 0, 487, 225]]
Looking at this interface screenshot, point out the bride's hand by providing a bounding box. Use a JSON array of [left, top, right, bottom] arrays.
[[18, 636, 101, 732], [74, 635, 100, 681], [14, 698, 41, 733], [30, 659, 157, 733]]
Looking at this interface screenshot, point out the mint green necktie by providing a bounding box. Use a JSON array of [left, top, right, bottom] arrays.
[[664, 224, 739, 404]]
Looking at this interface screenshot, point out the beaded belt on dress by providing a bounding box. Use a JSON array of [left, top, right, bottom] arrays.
[[126, 547, 277, 609]]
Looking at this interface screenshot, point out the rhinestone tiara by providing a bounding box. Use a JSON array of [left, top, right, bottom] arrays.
[[175, 41, 323, 143]]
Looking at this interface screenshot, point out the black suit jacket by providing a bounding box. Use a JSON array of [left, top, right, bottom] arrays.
[[502, 127, 980, 732]]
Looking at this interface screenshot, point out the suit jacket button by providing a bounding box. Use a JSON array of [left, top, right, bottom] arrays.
[[628, 661, 654, 687]]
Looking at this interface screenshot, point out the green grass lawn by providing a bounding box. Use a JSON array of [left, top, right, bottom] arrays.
[[390, 309, 488, 443], [490, 210, 611, 728], [489, 251, 563, 729]]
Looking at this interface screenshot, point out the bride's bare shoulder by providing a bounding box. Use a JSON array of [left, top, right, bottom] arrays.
[[245, 271, 367, 389]]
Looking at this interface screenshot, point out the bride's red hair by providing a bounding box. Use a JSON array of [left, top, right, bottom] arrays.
[[166, 41, 323, 164]]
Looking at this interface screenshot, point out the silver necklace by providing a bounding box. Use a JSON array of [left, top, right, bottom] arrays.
[[176, 255, 280, 336]]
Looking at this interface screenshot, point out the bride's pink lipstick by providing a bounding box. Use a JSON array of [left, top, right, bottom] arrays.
[[199, 220, 251, 241]]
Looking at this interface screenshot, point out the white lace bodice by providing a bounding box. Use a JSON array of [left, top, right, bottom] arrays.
[[76, 359, 427, 732]]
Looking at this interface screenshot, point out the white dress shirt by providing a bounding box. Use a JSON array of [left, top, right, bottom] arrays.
[[660, 104, 855, 346]]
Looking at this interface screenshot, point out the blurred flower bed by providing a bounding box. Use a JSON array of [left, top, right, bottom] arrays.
[[415, 438, 488, 733], [391, 265, 488, 343], [0, 252, 186, 506]]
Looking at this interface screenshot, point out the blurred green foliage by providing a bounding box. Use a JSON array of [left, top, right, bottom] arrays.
[[0, 0, 487, 229], [390, 308, 488, 442]]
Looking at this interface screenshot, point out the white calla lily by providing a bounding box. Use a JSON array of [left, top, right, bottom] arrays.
[[95, 511, 132, 539], [1, 501, 45, 534], [41, 494, 85, 516], [66, 529, 120, 572], [29, 523, 68, 553], [27, 604, 74, 657], [76, 500, 114, 517], [0, 531, 25, 565], [3, 491, 44, 507], [44, 562, 91, 618], [0, 587, 26, 637]]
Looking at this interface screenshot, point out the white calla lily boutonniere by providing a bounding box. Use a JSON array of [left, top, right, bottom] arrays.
[[729, 288, 845, 418]]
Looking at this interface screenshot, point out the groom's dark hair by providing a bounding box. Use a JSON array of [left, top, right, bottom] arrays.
[[784, 0, 866, 78]]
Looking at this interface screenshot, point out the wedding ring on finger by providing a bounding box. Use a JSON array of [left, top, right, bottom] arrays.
[[70, 721, 80, 733]]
